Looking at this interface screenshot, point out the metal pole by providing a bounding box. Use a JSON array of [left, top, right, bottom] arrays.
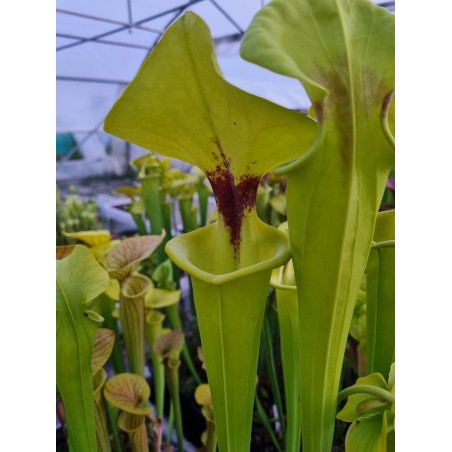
[[126, 0, 133, 33], [57, 76, 129, 85], [209, 0, 243, 33], [57, 33, 151, 51], [56, 8, 162, 34], [56, 0, 204, 52]]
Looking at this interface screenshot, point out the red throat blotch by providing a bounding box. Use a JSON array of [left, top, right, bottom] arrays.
[[206, 138, 260, 261]]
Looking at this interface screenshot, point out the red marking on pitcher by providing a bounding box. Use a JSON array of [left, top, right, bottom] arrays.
[[206, 138, 260, 261]]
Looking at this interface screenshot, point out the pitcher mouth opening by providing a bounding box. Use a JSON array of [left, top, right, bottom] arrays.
[[121, 273, 152, 299], [165, 221, 291, 286]]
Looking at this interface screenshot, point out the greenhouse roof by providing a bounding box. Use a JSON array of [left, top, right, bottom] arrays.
[[56, 0, 395, 133]]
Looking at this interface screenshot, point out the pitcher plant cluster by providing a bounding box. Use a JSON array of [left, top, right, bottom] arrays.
[[56, 0, 395, 451]]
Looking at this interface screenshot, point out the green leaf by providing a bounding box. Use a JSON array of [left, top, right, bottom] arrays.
[[349, 277, 368, 375], [344, 409, 394, 452], [153, 328, 185, 360], [105, 278, 120, 300], [337, 373, 388, 422], [117, 410, 146, 432], [167, 170, 198, 199], [129, 197, 146, 216], [345, 415, 385, 452], [269, 193, 286, 216], [367, 210, 395, 376], [338, 367, 395, 452], [388, 96, 395, 139], [106, 234, 164, 282], [140, 176, 166, 244], [104, 373, 152, 415], [92, 368, 111, 452], [241, 0, 395, 128], [271, 277, 300, 451], [64, 230, 112, 247], [256, 184, 272, 224], [120, 273, 152, 377], [196, 385, 216, 451], [152, 259, 177, 291], [145, 308, 166, 329], [145, 288, 181, 309], [382, 410, 395, 452], [195, 384, 212, 407], [56, 245, 110, 452], [241, 1, 394, 450], [308, 105, 317, 120], [356, 398, 387, 415], [187, 268, 271, 452], [372, 209, 395, 244], [270, 224, 301, 452], [63, 230, 118, 266], [93, 368, 108, 399], [132, 153, 170, 178], [165, 224, 291, 452], [114, 185, 141, 200], [145, 309, 166, 418], [164, 198, 292, 452], [118, 411, 150, 452], [388, 363, 395, 392], [91, 328, 116, 375]]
